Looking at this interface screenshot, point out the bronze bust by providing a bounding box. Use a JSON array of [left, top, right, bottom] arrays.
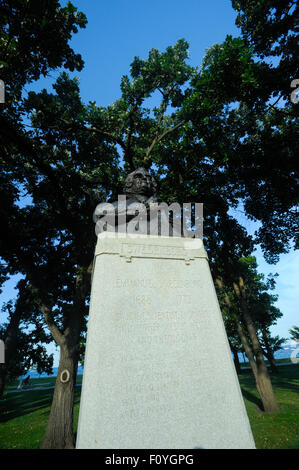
[[94, 167, 183, 236]]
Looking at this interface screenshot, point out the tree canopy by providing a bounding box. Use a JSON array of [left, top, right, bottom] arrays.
[[0, 0, 297, 447]]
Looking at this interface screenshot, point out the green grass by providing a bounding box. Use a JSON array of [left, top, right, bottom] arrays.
[[239, 365, 299, 449], [0, 366, 298, 449], [0, 376, 82, 449]]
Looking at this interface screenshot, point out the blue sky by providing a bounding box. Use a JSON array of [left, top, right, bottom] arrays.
[[1, 1, 298, 365], [66, 0, 240, 105], [28, 0, 240, 104]]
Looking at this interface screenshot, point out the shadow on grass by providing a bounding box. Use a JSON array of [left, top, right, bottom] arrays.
[[0, 388, 55, 423], [237, 365, 299, 412], [1, 385, 82, 423], [240, 387, 264, 411], [239, 365, 299, 387]]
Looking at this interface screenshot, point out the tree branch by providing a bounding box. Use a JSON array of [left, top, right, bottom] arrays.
[[143, 121, 185, 165], [143, 93, 169, 164], [41, 303, 64, 347], [56, 118, 127, 152], [264, 93, 283, 114], [124, 105, 138, 171]]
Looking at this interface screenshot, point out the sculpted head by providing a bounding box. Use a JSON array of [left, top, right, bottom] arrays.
[[123, 167, 157, 198]]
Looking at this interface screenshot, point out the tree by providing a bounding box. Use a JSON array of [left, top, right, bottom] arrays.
[[0, 71, 120, 448], [227, 256, 285, 375], [223, 313, 244, 375], [210, 216, 280, 412], [0, 0, 86, 162], [0, 0, 87, 275], [216, 274, 281, 412], [0, 279, 53, 397], [183, 1, 299, 260], [289, 326, 299, 341], [231, 259, 280, 411], [231, 0, 299, 260], [0, 0, 87, 447], [232, 0, 298, 76], [259, 332, 286, 374], [247, 280, 285, 374]]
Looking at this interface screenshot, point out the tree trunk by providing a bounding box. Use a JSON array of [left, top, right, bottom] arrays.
[[232, 349, 242, 374], [215, 277, 259, 377], [40, 343, 79, 449], [262, 348, 279, 374], [230, 343, 242, 374], [233, 315, 259, 377], [261, 328, 279, 374], [0, 310, 22, 398], [0, 365, 6, 398], [233, 309, 280, 412], [215, 276, 280, 413], [233, 277, 280, 413], [40, 265, 91, 449]]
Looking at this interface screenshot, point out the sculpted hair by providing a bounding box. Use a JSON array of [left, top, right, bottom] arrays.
[[123, 168, 157, 196]]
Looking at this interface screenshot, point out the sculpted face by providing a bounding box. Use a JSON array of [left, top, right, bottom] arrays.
[[93, 167, 159, 235], [124, 168, 157, 197]]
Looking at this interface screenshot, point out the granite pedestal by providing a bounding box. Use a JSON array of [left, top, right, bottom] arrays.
[[76, 233, 255, 449]]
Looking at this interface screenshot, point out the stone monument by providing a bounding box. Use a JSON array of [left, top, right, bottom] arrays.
[[76, 168, 255, 449]]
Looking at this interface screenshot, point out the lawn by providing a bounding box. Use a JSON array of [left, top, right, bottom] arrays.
[[0, 365, 298, 449], [239, 365, 299, 449]]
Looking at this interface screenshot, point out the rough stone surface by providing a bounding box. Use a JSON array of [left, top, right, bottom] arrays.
[[76, 233, 255, 449]]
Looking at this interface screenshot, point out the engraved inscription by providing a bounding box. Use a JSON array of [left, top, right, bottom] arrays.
[[134, 295, 152, 305], [176, 294, 192, 305], [112, 309, 200, 323], [114, 278, 200, 289], [121, 243, 188, 258]]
